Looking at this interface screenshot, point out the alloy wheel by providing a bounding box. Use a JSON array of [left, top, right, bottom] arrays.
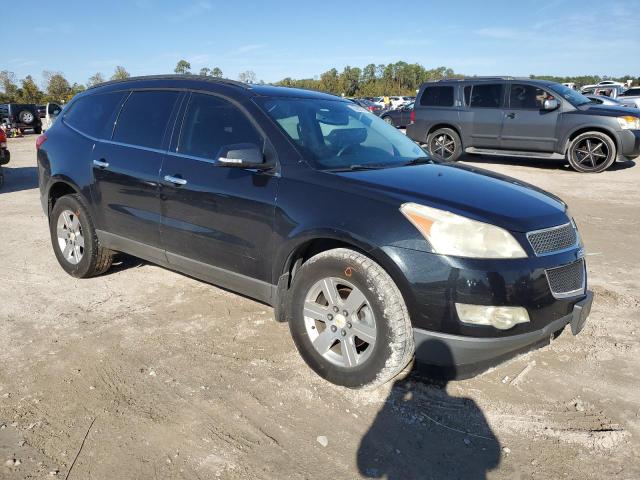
[[572, 137, 610, 170], [56, 209, 85, 265], [303, 277, 377, 368], [430, 133, 455, 159]]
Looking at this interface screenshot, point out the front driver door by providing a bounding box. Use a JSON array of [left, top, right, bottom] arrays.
[[159, 92, 279, 302], [501, 82, 560, 152]]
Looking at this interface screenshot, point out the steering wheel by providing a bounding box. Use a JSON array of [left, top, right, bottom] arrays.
[[337, 144, 357, 157]]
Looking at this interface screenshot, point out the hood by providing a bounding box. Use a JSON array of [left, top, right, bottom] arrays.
[[333, 163, 568, 233], [577, 103, 640, 117]]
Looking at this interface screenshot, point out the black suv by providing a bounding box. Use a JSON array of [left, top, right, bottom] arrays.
[[407, 77, 640, 173], [0, 103, 43, 134], [37, 76, 592, 387]]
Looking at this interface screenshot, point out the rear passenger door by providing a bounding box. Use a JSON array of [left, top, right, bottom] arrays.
[[501, 82, 560, 152], [159, 92, 278, 301], [465, 83, 505, 148], [91, 90, 183, 259]]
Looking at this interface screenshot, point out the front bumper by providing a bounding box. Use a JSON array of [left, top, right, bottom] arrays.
[[618, 129, 640, 158], [413, 290, 592, 376]]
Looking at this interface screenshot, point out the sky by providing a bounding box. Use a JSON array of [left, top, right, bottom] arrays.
[[3, 0, 639, 87]]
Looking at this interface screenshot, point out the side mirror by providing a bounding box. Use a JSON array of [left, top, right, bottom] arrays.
[[543, 99, 559, 111], [217, 143, 266, 168]]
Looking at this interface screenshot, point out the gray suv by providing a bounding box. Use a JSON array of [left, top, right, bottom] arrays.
[[407, 77, 640, 173]]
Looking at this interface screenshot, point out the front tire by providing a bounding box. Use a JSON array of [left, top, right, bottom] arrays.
[[287, 248, 414, 389], [49, 194, 114, 278], [427, 127, 462, 162], [382, 115, 394, 126], [566, 131, 616, 173]]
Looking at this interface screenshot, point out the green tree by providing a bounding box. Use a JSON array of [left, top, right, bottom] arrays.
[[43, 71, 71, 102], [0, 70, 19, 102], [87, 72, 105, 87], [238, 70, 256, 83], [174, 59, 191, 74], [111, 66, 130, 81], [199, 67, 210, 76], [211, 67, 223, 78], [18, 75, 43, 103]]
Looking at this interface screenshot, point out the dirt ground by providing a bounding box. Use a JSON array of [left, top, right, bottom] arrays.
[[1, 134, 639, 480]]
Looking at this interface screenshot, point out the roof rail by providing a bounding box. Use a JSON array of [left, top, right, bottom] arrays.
[[87, 74, 251, 90], [433, 76, 532, 82]]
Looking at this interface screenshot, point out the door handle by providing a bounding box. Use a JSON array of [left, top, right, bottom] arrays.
[[163, 175, 187, 186], [93, 159, 109, 168], [505, 112, 516, 119]]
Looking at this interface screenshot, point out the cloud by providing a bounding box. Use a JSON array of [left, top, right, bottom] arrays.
[[170, 1, 212, 22], [384, 39, 430, 47]]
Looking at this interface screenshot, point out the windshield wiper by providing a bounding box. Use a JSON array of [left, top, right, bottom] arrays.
[[403, 156, 433, 166], [327, 163, 390, 172]]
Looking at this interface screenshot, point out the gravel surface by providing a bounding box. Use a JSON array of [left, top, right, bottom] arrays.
[[1, 135, 639, 479]]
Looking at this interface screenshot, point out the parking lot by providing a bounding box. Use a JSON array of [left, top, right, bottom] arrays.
[[1, 135, 639, 479]]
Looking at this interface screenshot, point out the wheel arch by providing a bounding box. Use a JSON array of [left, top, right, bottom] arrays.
[[562, 125, 619, 154], [273, 232, 414, 323], [46, 177, 82, 215], [426, 123, 463, 145]]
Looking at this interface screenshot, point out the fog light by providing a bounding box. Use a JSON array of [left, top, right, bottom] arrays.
[[455, 304, 530, 330]]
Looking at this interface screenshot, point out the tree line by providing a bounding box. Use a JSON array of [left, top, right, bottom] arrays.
[[1, 59, 638, 104], [0, 66, 131, 105]]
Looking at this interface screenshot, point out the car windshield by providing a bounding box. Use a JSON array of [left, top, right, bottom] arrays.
[[257, 97, 427, 171], [548, 83, 592, 106]]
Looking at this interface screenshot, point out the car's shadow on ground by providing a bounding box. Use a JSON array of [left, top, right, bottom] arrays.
[[107, 253, 146, 274], [0, 166, 38, 194], [459, 153, 636, 172], [357, 339, 501, 479]]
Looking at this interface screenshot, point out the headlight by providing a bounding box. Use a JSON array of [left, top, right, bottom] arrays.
[[617, 115, 640, 130], [400, 202, 527, 259]]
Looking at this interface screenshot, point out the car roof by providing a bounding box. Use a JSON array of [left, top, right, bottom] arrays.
[[87, 74, 343, 102]]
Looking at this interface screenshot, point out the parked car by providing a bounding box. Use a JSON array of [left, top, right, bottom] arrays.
[[407, 77, 640, 173], [38, 75, 593, 387], [350, 98, 383, 116], [0, 103, 42, 134], [0, 127, 9, 188], [618, 87, 640, 109], [584, 94, 634, 108], [381, 102, 414, 127], [40, 103, 63, 131], [580, 85, 627, 99]]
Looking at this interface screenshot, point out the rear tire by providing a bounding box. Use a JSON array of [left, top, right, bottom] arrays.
[[382, 115, 394, 126], [427, 127, 462, 162], [566, 131, 616, 173], [287, 248, 414, 389], [49, 194, 114, 278]]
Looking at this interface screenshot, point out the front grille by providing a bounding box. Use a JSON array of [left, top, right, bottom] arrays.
[[527, 223, 578, 256], [545, 258, 585, 298]]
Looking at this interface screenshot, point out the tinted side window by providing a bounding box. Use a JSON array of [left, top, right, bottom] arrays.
[[64, 92, 125, 138], [420, 86, 454, 107], [113, 90, 180, 149], [464, 86, 472, 105], [469, 84, 504, 108], [178, 93, 262, 160], [509, 84, 553, 109]]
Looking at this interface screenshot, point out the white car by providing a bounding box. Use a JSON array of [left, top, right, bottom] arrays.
[[618, 87, 640, 109]]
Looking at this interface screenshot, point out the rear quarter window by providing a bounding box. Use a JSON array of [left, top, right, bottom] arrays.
[[419, 86, 454, 107], [113, 90, 180, 149], [64, 92, 127, 138]]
